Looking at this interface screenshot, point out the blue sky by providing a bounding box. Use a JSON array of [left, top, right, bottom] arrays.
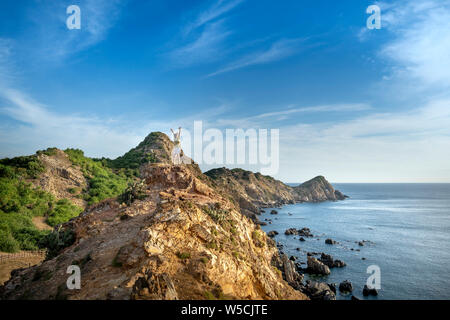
[[1, 0, 450, 182]]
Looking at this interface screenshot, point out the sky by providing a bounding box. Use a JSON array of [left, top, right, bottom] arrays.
[[0, 0, 450, 183]]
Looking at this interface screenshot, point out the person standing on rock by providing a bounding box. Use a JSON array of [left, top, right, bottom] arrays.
[[171, 127, 182, 165]]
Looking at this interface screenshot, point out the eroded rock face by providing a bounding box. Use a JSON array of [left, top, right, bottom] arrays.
[[0, 164, 307, 301], [35, 149, 87, 207]]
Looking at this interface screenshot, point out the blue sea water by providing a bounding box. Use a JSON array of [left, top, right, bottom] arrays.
[[259, 184, 450, 300]]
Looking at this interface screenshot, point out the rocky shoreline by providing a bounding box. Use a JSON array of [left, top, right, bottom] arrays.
[[236, 205, 377, 301], [267, 219, 378, 300]]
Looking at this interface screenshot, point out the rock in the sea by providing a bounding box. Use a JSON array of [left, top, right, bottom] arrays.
[[307, 256, 331, 275], [325, 238, 336, 245], [328, 283, 337, 294], [299, 237, 305, 242], [285, 228, 298, 235], [319, 253, 334, 268], [362, 285, 378, 296], [319, 253, 346, 268], [298, 227, 313, 237], [358, 241, 364, 246], [270, 210, 278, 215], [267, 230, 278, 238], [333, 259, 346, 268], [303, 280, 336, 300], [339, 280, 353, 293]]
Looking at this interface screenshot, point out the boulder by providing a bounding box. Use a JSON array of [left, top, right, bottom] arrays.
[[303, 280, 336, 300], [319, 253, 334, 268], [267, 230, 279, 238], [285, 228, 298, 235], [306, 256, 331, 275], [325, 238, 336, 245], [333, 259, 346, 268], [362, 285, 378, 296], [319, 253, 346, 268], [339, 280, 353, 293], [298, 227, 313, 237], [299, 237, 305, 242], [270, 210, 278, 215]]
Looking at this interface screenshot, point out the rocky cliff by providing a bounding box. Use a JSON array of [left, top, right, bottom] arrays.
[[204, 168, 347, 221], [0, 164, 306, 300], [204, 168, 297, 219]]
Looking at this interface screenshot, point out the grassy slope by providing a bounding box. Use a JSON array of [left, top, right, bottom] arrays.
[[0, 148, 138, 253]]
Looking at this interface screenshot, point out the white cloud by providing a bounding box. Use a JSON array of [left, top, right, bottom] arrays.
[[277, 99, 450, 182], [170, 19, 232, 66], [380, 0, 450, 88], [169, 0, 243, 67], [187, 0, 244, 32], [206, 38, 304, 77]]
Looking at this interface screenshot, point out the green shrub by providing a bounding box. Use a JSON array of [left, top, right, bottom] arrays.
[[39, 227, 76, 260], [64, 148, 134, 205], [176, 251, 191, 259]]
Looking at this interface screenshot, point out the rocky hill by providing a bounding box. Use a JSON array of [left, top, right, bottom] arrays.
[[204, 168, 297, 219], [294, 176, 347, 202], [204, 168, 347, 222], [1, 164, 306, 300], [0, 131, 346, 300]]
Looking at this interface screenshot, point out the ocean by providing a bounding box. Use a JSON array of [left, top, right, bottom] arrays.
[[259, 183, 450, 300]]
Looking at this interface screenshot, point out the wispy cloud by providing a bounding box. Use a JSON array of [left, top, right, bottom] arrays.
[[170, 19, 232, 66], [379, 0, 450, 88], [169, 0, 243, 67], [27, 0, 125, 62], [186, 0, 244, 33], [253, 103, 371, 119], [206, 38, 305, 77]]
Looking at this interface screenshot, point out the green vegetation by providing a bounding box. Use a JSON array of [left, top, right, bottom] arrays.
[[39, 227, 76, 260], [202, 203, 229, 224], [203, 291, 216, 300], [107, 148, 156, 169], [252, 229, 265, 248], [118, 180, 147, 205], [0, 154, 82, 253], [64, 148, 136, 205], [176, 251, 191, 259]]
